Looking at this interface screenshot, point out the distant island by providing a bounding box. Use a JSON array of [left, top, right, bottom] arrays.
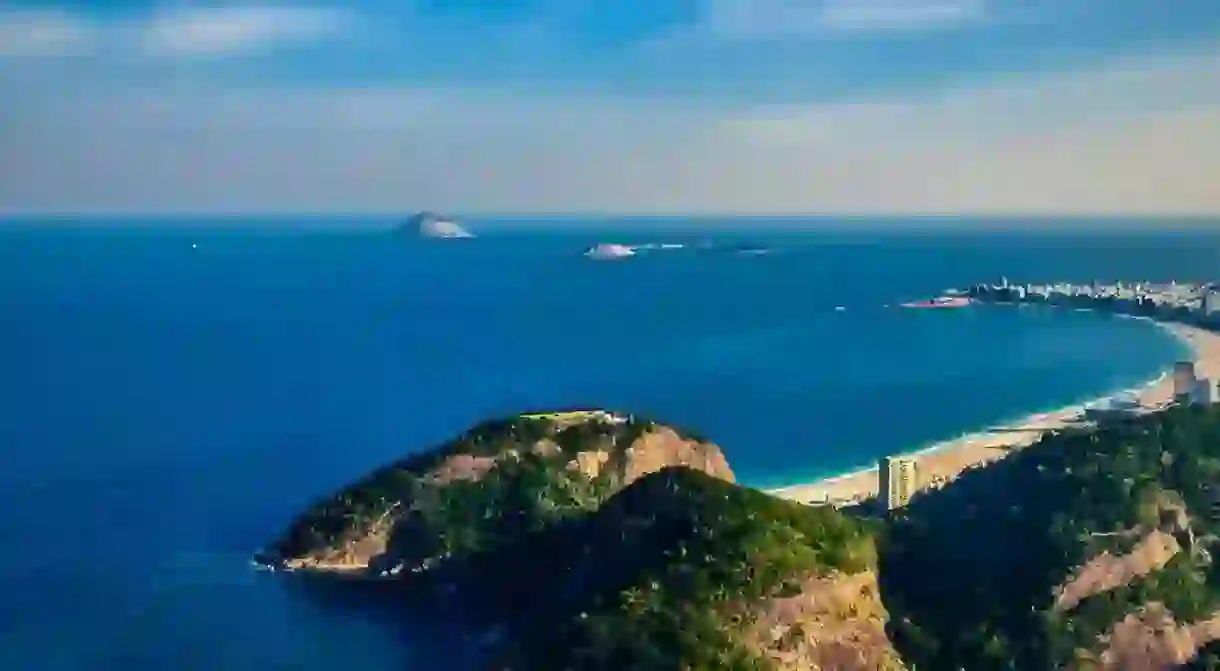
[[259, 301, 1220, 668], [584, 243, 636, 260], [400, 211, 475, 239]]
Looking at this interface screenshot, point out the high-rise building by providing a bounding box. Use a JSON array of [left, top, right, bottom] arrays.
[[1205, 291, 1220, 316], [880, 456, 919, 510], [1193, 377, 1218, 406], [1175, 361, 1198, 403]]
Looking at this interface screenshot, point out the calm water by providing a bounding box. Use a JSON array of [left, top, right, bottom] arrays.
[[0, 220, 1214, 669]]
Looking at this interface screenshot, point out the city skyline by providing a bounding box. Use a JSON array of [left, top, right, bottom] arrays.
[[2, 1, 1220, 217]]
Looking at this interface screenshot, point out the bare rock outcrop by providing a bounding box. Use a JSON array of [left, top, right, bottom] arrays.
[[1056, 531, 1183, 613], [259, 411, 735, 575], [1089, 604, 1220, 670], [749, 571, 906, 671]]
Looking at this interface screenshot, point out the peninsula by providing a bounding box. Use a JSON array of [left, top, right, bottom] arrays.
[[258, 409, 900, 669], [260, 280, 1220, 669]]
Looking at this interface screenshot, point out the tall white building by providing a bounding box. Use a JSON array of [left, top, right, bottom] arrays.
[[1175, 361, 1198, 402], [1193, 377, 1218, 406], [880, 456, 919, 510], [1205, 291, 1220, 316]]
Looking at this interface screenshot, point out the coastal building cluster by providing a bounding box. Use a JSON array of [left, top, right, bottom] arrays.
[[969, 277, 1220, 323], [1174, 360, 1219, 406]]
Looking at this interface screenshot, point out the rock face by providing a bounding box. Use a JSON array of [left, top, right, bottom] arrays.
[[747, 571, 906, 671], [1095, 605, 1220, 670], [259, 411, 734, 576], [1055, 530, 1182, 613], [877, 404, 1220, 671], [485, 467, 900, 670]]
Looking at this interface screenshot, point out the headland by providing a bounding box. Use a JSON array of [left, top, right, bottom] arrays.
[[258, 277, 1220, 669], [771, 279, 1220, 507], [256, 409, 904, 668]]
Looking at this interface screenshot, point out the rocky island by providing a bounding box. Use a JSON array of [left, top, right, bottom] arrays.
[[400, 211, 475, 239], [262, 401, 1220, 669]]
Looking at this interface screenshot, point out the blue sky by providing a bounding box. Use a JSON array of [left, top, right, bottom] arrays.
[[2, 0, 1220, 215]]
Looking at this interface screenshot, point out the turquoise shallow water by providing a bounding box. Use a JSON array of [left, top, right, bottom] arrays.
[[0, 221, 1213, 669]]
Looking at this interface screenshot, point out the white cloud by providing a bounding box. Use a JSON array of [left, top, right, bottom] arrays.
[[719, 45, 1220, 145], [0, 9, 93, 58], [0, 6, 350, 61], [700, 0, 987, 39], [137, 7, 350, 58], [3, 42, 1220, 216], [819, 0, 985, 32]]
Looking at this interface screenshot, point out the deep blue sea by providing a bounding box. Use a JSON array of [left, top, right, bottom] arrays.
[[1, 219, 1217, 669]]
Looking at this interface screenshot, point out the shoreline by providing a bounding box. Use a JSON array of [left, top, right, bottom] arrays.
[[768, 320, 1213, 506]]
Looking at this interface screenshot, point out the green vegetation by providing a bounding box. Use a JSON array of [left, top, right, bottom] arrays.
[[881, 405, 1220, 670], [268, 401, 1220, 669], [1185, 640, 1220, 669], [471, 468, 880, 670], [264, 411, 717, 575], [269, 413, 624, 565]]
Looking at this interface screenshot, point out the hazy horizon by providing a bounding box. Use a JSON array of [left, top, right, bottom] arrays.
[[5, 213, 1220, 233]]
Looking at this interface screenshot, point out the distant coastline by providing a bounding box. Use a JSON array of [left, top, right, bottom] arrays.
[[769, 352, 1181, 505], [771, 281, 1215, 506]]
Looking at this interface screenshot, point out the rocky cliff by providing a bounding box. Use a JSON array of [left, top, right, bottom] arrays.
[[880, 405, 1220, 671], [263, 403, 1220, 669], [260, 410, 903, 670], [476, 467, 902, 670], [258, 411, 734, 576]]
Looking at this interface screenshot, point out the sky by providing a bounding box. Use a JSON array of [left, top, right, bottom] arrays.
[[2, 0, 1220, 216]]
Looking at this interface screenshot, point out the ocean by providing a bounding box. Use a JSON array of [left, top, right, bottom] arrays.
[[0, 219, 1215, 669]]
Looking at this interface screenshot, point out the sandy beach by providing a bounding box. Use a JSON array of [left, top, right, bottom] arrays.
[[769, 321, 1220, 506]]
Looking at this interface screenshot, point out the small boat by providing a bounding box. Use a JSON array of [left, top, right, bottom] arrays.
[[728, 241, 771, 255], [584, 243, 636, 260]]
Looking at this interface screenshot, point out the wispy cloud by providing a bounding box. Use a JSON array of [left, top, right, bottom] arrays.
[[719, 45, 1220, 141], [0, 5, 351, 60], [819, 0, 986, 32], [137, 7, 351, 58], [0, 9, 93, 58], [5, 42, 1220, 215], [701, 0, 988, 39]]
